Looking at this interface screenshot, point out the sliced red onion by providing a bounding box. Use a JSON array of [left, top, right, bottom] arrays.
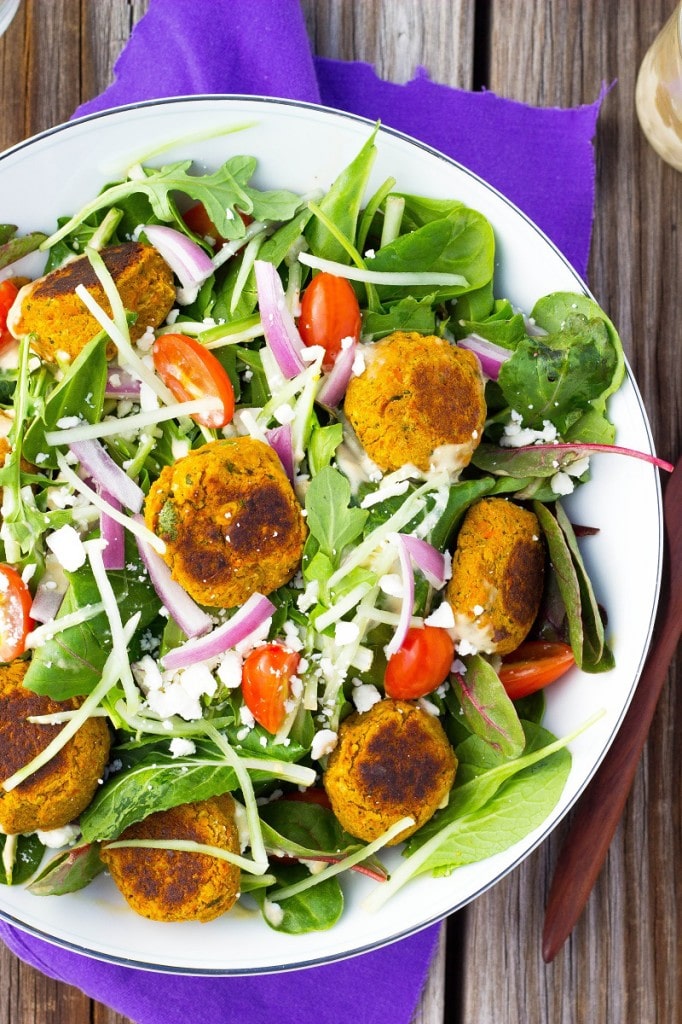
[[254, 260, 306, 379], [265, 424, 295, 483], [161, 592, 275, 671], [457, 333, 512, 380], [135, 522, 213, 639], [99, 489, 125, 571], [69, 439, 144, 514], [316, 338, 357, 408], [30, 581, 65, 624], [398, 534, 449, 589], [384, 534, 415, 658], [143, 224, 214, 304], [106, 365, 142, 399]]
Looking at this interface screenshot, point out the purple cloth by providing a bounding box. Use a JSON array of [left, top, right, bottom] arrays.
[[1, 0, 604, 1020]]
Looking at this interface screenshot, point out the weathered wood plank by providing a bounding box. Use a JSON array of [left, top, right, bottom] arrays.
[[460, 3, 681, 1023]]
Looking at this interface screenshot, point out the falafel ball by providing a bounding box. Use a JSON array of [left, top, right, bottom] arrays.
[[144, 436, 307, 608], [445, 497, 545, 655], [99, 795, 241, 923], [323, 698, 457, 845], [343, 331, 486, 474], [0, 660, 111, 835], [7, 241, 175, 364]]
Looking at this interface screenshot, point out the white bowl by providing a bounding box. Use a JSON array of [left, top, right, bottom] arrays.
[[0, 96, 663, 974]]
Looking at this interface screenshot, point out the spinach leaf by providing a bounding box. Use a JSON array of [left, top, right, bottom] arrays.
[[497, 314, 618, 434], [403, 721, 571, 875], [531, 291, 625, 408], [0, 834, 45, 885], [253, 862, 343, 934], [0, 229, 47, 269], [306, 129, 378, 262], [451, 654, 526, 758], [260, 800, 363, 859], [28, 843, 104, 895], [80, 741, 241, 842], [24, 535, 161, 698], [367, 205, 494, 302], [23, 333, 109, 467]]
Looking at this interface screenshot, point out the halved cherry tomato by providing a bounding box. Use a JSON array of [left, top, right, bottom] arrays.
[[0, 564, 34, 662], [182, 203, 253, 250], [152, 333, 235, 429], [384, 625, 455, 700], [241, 643, 300, 734], [0, 280, 19, 352], [298, 272, 361, 370], [282, 787, 332, 810], [498, 641, 576, 700]]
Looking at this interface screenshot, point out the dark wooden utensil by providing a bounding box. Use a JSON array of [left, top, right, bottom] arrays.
[[542, 455, 682, 963]]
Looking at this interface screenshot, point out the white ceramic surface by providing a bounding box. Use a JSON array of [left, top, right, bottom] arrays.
[[0, 97, 663, 974]]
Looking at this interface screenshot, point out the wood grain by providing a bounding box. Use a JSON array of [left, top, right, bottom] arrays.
[[0, 2, 679, 1023]]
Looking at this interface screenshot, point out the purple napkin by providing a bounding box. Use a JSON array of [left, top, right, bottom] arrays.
[[1, 0, 604, 1020]]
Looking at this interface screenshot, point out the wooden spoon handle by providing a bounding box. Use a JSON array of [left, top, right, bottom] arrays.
[[542, 487, 682, 962]]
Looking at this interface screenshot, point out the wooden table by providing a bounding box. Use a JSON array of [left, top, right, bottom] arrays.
[[0, 2, 680, 1022]]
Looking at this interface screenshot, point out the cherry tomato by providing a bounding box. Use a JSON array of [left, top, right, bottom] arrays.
[[498, 641, 576, 700], [298, 272, 361, 370], [384, 625, 455, 700], [0, 564, 34, 662], [282, 787, 332, 809], [0, 280, 18, 352], [182, 203, 253, 250], [241, 643, 300, 734], [152, 333, 235, 429]]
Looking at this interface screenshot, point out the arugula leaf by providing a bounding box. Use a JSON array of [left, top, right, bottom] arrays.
[[304, 467, 368, 564], [362, 294, 437, 340], [307, 422, 343, 476], [45, 157, 302, 249]]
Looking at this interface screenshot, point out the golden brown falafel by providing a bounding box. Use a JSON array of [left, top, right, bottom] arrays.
[[7, 241, 175, 364], [100, 795, 241, 923], [445, 497, 545, 655], [323, 698, 457, 845], [0, 660, 111, 835], [144, 436, 307, 608], [344, 331, 486, 474]]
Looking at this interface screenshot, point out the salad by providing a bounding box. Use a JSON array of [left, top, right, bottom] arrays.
[[0, 125, 643, 935]]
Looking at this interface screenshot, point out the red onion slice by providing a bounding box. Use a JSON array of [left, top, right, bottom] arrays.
[[68, 439, 144, 514], [384, 534, 415, 658], [398, 534, 450, 589], [161, 592, 275, 670], [135, 524, 213, 640], [99, 489, 125, 571], [316, 338, 357, 408], [457, 333, 512, 380], [30, 581, 65, 624], [265, 424, 295, 482], [254, 260, 306, 379], [144, 224, 214, 303], [106, 366, 142, 399]]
